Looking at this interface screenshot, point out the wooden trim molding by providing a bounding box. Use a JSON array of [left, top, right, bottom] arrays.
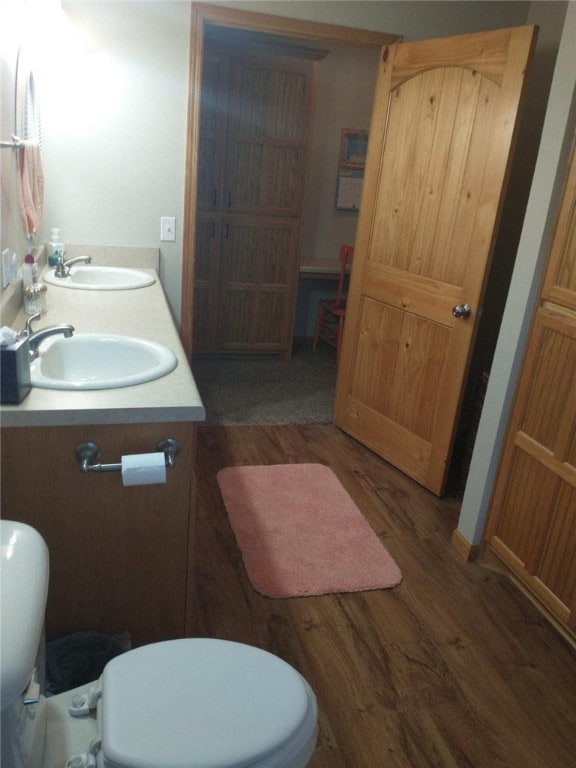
[[451, 528, 481, 562], [190, 2, 401, 48]]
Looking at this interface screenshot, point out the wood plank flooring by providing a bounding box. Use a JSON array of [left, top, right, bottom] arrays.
[[194, 425, 576, 768]]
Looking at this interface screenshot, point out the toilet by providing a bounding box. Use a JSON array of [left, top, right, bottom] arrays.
[[0, 521, 318, 768]]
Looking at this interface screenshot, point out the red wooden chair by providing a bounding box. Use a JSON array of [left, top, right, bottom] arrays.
[[312, 244, 354, 363]]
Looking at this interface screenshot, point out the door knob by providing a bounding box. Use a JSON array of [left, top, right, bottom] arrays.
[[452, 303, 472, 319]]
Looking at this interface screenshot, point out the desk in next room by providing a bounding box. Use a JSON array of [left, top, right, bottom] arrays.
[[295, 259, 350, 340]]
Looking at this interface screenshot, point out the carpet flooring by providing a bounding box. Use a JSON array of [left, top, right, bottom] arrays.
[[191, 341, 337, 425]]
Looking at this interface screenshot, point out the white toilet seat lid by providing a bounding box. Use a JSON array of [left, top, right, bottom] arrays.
[[100, 638, 317, 768]]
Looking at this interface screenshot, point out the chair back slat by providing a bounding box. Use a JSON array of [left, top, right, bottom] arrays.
[[334, 244, 354, 307]]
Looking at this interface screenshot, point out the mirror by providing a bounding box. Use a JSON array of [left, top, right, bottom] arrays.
[[15, 45, 41, 144]]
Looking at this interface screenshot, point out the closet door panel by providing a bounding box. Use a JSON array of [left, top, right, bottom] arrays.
[[224, 55, 312, 217], [256, 293, 289, 345], [216, 217, 300, 351], [536, 483, 576, 610], [493, 450, 557, 565], [193, 214, 220, 349], [193, 44, 313, 356], [197, 54, 228, 212], [517, 314, 576, 454], [486, 137, 576, 631]]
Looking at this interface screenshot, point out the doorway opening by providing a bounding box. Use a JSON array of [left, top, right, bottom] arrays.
[[180, 3, 400, 359]]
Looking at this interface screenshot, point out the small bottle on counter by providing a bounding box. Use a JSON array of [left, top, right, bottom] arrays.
[[25, 252, 38, 280], [22, 253, 37, 287], [23, 281, 48, 316]]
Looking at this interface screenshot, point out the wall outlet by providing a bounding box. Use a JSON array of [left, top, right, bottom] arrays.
[[2, 249, 17, 288], [160, 216, 176, 242]]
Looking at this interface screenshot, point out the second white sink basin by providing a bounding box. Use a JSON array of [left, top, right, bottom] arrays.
[[30, 334, 177, 390], [43, 266, 155, 290]]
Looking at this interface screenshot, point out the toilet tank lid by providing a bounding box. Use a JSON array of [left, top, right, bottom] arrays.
[[0, 521, 49, 711], [100, 638, 317, 768]]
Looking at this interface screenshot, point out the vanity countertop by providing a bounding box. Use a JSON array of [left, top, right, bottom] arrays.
[[1, 271, 205, 427]]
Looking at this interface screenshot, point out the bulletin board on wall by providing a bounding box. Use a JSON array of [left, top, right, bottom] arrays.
[[336, 129, 368, 211]]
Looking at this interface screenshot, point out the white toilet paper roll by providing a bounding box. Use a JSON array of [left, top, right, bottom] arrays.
[[121, 452, 167, 486]]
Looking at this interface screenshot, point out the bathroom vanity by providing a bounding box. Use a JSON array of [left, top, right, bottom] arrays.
[[1, 269, 205, 647]]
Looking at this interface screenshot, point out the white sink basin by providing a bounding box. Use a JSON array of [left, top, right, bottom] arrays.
[[43, 266, 155, 290], [30, 334, 177, 390]]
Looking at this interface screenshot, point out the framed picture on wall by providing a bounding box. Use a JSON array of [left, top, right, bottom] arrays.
[[339, 129, 368, 170]]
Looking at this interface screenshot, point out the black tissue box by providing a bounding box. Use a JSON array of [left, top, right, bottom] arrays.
[[1, 336, 31, 404]]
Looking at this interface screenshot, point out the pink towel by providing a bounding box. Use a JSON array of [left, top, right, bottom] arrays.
[[17, 141, 44, 237]]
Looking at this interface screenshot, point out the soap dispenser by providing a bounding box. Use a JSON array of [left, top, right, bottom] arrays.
[[48, 228, 64, 266]]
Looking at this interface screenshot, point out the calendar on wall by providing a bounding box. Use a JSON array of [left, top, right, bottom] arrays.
[[336, 129, 368, 211], [336, 170, 364, 210]]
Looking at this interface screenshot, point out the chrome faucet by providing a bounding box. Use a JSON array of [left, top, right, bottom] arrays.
[[26, 314, 75, 359], [54, 254, 92, 278]]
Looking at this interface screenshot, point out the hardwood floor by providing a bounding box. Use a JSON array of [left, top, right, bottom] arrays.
[[194, 425, 576, 768]]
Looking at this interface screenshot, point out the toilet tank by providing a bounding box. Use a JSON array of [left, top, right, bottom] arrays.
[[1, 520, 49, 710]]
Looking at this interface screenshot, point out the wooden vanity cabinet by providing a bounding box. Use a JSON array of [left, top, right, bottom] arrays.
[[1, 421, 198, 647], [485, 137, 576, 633], [193, 46, 314, 357]]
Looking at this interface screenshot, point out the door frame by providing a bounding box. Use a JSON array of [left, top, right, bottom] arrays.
[[179, 2, 401, 357]]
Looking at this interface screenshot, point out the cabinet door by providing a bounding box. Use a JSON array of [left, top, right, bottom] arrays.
[[1, 422, 197, 647], [486, 137, 576, 631], [197, 53, 228, 212], [223, 54, 313, 217], [215, 216, 301, 353], [193, 213, 221, 350]]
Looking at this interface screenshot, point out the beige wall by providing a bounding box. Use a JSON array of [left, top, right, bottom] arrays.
[[302, 45, 379, 264], [2, 0, 539, 323]]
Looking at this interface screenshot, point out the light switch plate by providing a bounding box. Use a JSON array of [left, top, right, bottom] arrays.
[[2, 249, 17, 288], [160, 216, 176, 242]]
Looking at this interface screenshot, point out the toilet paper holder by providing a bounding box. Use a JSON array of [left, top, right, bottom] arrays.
[[74, 438, 180, 473]]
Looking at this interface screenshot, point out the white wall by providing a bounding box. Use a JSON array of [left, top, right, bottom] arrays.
[[457, 0, 576, 545]]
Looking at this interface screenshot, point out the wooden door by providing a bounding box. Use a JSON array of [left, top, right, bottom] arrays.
[[224, 53, 313, 217], [215, 216, 301, 352], [334, 26, 537, 496], [485, 136, 576, 631], [196, 52, 228, 213], [193, 212, 221, 350], [193, 47, 312, 355]]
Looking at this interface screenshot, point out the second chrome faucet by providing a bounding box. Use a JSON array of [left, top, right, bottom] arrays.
[[54, 254, 92, 278]]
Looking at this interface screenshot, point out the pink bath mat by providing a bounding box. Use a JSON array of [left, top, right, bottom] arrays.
[[216, 463, 402, 598]]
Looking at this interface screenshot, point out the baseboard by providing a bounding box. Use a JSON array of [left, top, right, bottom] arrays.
[[451, 528, 480, 561], [481, 545, 576, 651]]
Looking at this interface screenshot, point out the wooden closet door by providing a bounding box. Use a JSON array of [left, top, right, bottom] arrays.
[[215, 216, 301, 352], [486, 136, 576, 631], [193, 213, 221, 350], [224, 53, 313, 217], [197, 52, 228, 212], [193, 48, 313, 356]]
